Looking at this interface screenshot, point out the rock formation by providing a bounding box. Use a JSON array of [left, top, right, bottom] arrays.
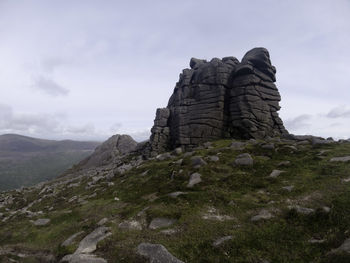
[[149, 47, 288, 153], [79, 134, 137, 168]]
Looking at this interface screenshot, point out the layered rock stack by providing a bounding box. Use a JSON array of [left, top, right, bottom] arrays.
[[149, 47, 288, 153]]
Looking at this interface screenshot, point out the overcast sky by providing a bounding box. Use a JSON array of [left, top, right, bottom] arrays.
[[0, 0, 349, 142]]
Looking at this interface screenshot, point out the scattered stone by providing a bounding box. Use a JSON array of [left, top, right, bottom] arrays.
[[251, 209, 273, 221], [234, 153, 254, 166], [97, 218, 108, 226], [282, 185, 294, 192], [269, 170, 285, 178], [213, 236, 233, 247], [61, 231, 84, 247], [33, 218, 50, 226], [75, 227, 111, 254], [137, 243, 184, 263], [202, 207, 235, 221], [141, 170, 149, 176], [168, 192, 187, 198], [230, 141, 246, 150], [149, 218, 176, 230], [173, 159, 183, 165], [308, 238, 326, 244], [156, 152, 173, 161], [61, 254, 107, 263], [278, 161, 290, 167], [190, 156, 207, 168], [322, 206, 331, 213], [187, 173, 202, 188], [203, 142, 212, 148], [209, 155, 220, 162], [119, 220, 142, 230], [174, 147, 183, 155], [160, 228, 178, 235], [68, 196, 78, 203], [330, 156, 350, 162], [288, 205, 315, 215], [342, 177, 350, 183], [331, 237, 350, 254], [183, 152, 194, 158]]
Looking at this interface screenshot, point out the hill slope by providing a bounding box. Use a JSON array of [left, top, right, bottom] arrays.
[[1, 137, 350, 262], [0, 134, 100, 190]]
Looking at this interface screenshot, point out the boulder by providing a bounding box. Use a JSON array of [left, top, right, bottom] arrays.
[[137, 243, 184, 263], [79, 134, 137, 168], [187, 173, 202, 187], [149, 218, 176, 230], [234, 153, 254, 166]]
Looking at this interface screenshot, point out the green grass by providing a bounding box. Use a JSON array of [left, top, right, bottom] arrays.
[[1, 139, 350, 262]]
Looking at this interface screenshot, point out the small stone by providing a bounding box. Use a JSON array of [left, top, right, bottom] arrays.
[[278, 161, 290, 167], [282, 185, 294, 192], [308, 238, 325, 244], [75, 227, 112, 254], [213, 236, 233, 247], [173, 159, 183, 165], [234, 153, 253, 166], [137, 243, 184, 263], [119, 220, 142, 230], [330, 156, 350, 162], [190, 156, 207, 168], [230, 141, 246, 150], [97, 218, 108, 226], [187, 173, 202, 188], [149, 218, 176, 230], [288, 205, 314, 215], [61, 231, 84, 247], [251, 210, 273, 221], [174, 147, 183, 155], [156, 152, 173, 161], [168, 192, 187, 198], [141, 170, 149, 176], [209, 155, 219, 162], [33, 218, 50, 226], [160, 228, 178, 235], [331, 238, 350, 254], [322, 206, 331, 213], [269, 170, 285, 178]]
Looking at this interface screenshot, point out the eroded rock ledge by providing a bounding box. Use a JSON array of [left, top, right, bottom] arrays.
[[149, 47, 288, 154]]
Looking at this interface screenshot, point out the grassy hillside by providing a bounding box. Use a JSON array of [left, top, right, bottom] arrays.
[[1, 138, 350, 262], [0, 134, 100, 190]]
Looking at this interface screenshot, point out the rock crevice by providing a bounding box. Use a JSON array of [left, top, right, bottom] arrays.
[[149, 47, 288, 153]]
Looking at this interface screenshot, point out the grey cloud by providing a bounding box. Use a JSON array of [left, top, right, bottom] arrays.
[[0, 103, 62, 134], [32, 76, 69, 96], [326, 106, 350, 118], [284, 114, 312, 130]]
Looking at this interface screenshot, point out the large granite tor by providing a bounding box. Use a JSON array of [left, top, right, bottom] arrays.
[[149, 47, 288, 152]]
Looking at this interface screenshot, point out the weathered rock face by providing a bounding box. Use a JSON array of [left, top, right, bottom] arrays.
[[79, 134, 137, 168], [149, 47, 288, 153]]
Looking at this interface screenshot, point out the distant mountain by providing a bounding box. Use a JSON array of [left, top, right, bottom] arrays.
[[0, 134, 100, 190]]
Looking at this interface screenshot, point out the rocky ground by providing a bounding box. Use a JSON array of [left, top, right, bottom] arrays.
[[1, 136, 350, 262]]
